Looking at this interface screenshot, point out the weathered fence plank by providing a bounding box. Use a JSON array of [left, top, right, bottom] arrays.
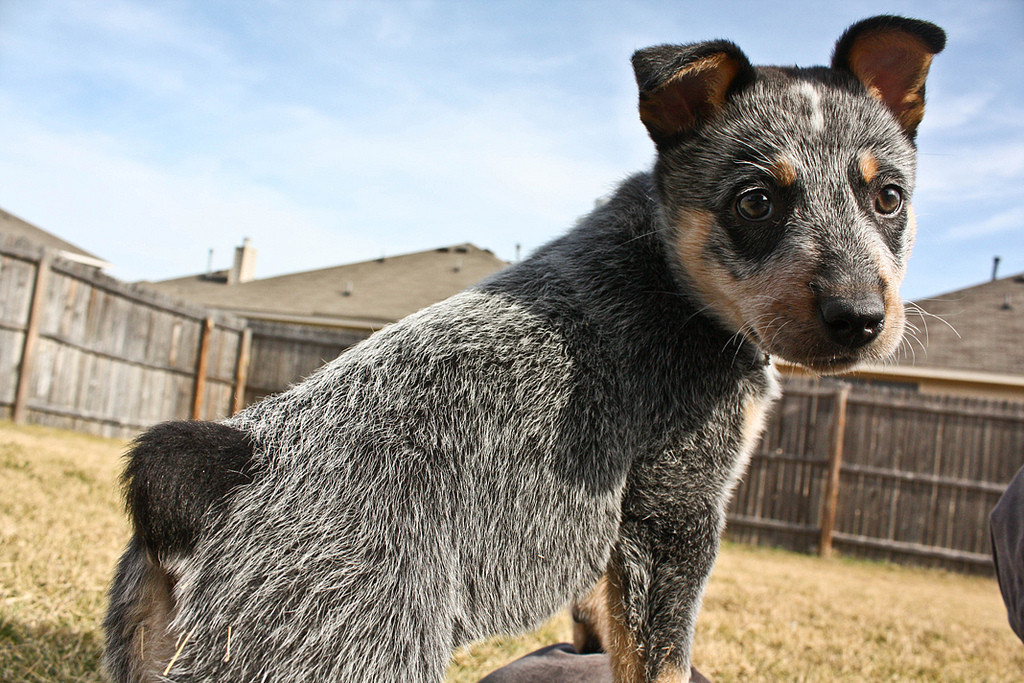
[[819, 384, 849, 557], [232, 327, 252, 415], [12, 250, 51, 423], [191, 317, 215, 420], [242, 320, 368, 405]]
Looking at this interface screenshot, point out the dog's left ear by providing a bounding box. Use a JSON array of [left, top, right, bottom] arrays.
[[632, 41, 755, 149], [832, 15, 946, 139]]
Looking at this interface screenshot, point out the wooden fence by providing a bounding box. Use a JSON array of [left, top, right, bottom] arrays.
[[0, 240, 249, 438], [243, 320, 368, 406], [1, 235, 1019, 573], [727, 378, 1024, 573]]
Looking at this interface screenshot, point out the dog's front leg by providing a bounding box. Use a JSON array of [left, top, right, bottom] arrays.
[[602, 499, 723, 683]]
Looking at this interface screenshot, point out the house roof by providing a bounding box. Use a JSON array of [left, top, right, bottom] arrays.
[[0, 207, 109, 268], [141, 243, 509, 329], [894, 272, 1024, 376]]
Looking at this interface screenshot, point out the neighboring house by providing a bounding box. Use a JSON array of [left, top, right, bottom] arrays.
[[142, 239, 510, 404], [0, 207, 110, 270], [784, 271, 1024, 399], [897, 271, 1024, 376], [142, 239, 510, 333]]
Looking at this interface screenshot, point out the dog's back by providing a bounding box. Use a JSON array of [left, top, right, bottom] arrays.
[[172, 287, 625, 680]]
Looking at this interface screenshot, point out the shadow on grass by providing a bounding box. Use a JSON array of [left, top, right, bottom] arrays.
[[0, 615, 105, 683]]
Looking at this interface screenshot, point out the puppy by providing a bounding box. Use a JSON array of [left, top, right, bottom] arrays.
[[105, 15, 944, 683]]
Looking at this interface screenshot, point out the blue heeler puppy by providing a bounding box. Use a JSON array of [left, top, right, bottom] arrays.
[[105, 15, 944, 683]]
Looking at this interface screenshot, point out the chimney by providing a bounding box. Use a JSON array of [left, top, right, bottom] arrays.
[[992, 255, 1001, 281], [228, 238, 257, 285]]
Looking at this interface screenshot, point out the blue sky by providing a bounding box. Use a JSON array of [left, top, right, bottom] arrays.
[[0, 0, 1021, 300]]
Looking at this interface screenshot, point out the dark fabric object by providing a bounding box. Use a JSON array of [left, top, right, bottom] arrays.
[[991, 465, 1024, 643], [477, 643, 711, 682]]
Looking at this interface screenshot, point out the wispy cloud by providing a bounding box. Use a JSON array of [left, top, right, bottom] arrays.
[[917, 139, 1024, 199], [0, 0, 658, 282], [920, 91, 995, 132], [0, 99, 376, 280]]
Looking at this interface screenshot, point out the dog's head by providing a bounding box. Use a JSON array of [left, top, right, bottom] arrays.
[[633, 16, 945, 373]]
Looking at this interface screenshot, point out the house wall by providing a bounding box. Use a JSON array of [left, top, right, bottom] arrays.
[[780, 362, 1024, 401]]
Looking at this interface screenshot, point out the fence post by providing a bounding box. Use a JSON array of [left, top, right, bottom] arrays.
[[191, 317, 215, 420], [819, 383, 850, 557], [231, 327, 252, 415], [12, 250, 52, 424]]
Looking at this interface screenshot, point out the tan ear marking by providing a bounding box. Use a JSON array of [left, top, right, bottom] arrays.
[[846, 31, 935, 134], [638, 53, 742, 141]]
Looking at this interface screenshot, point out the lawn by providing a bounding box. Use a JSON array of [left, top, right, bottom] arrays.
[[1, 421, 1020, 681]]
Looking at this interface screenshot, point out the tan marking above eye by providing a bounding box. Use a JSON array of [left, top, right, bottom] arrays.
[[769, 154, 798, 186], [858, 150, 879, 184]]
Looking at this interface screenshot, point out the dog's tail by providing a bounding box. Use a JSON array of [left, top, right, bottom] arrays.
[[103, 420, 257, 682]]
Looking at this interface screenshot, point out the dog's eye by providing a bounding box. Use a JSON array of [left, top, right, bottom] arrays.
[[735, 190, 773, 222], [874, 186, 903, 215]]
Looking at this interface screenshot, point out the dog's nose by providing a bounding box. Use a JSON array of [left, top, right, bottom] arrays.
[[819, 295, 885, 348]]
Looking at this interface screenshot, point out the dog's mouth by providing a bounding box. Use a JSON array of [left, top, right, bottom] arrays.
[[753, 327, 902, 375], [741, 330, 861, 373], [743, 312, 903, 375], [788, 352, 865, 374], [731, 285, 906, 375]]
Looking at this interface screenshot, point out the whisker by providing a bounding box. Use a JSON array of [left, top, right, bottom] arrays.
[[904, 301, 960, 339]]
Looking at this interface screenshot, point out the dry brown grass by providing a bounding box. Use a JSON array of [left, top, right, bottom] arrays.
[[691, 543, 1022, 681], [1, 420, 1020, 682], [449, 546, 1023, 682], [0, 421, 128, 682]]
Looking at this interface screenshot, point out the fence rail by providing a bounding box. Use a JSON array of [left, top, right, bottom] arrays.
[[243, 319, 368, 405]]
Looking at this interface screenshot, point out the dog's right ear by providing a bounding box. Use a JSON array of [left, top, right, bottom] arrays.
[[632, 41, 754, 149]]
